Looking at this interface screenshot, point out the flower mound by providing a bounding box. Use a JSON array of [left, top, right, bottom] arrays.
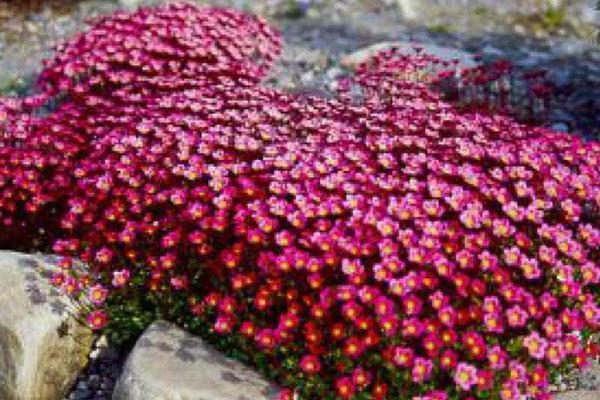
[[1, 3, 599, 400]]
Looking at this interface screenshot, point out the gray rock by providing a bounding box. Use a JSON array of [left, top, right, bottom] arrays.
[[0, 251, 94, 400], [340, 41, 476, 70], [300, 70, 315, 85], [284, 44, 328, 68], [555, 391, 600, 400], [513, 24, 527, 35], [112, 321, 279, 400], [481, 44, 504, 57], [395, 0, 420, 19], [551, 122, 570, 132], [70, 389, 93, 400], [118, 0, 143, 10], [64, 334, 123, 400], [577, 361, 600, 390], [326, 67, 344, 80], [551, 109, 577, 123], [548, 68, 572, 89], [554, 39, 589, 57], [516, 50, 551, 67]]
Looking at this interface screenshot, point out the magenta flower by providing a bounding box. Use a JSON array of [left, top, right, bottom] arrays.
[[454, 362, 478, 391], [524, 331, 548, 360], [88, 284, 108, 306], [412, 357, 433, 383], [86, 310, 108, 330]]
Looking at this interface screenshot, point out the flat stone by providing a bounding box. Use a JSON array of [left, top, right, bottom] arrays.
[[0, 251, 94, 400], [341, 41, 476, 70], [112, 321, 279, 400], [555, 391, 600, 400]]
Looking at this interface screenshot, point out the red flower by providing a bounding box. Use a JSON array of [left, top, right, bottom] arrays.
[[343, 336, 364, 359], [300, 354, 321, 374], [335, 376, 355, 400], [87, 310, 108, 330]]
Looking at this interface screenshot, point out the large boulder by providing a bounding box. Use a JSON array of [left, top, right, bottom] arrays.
[[113, 321, 279, 400], [340, 41, 476, 71], [0, 251, 94, 400]]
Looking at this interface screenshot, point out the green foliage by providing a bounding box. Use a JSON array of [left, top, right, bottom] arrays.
[[427, 23, 453, 35], [539, 5, 567, 32], [0, 76, 27, 96]]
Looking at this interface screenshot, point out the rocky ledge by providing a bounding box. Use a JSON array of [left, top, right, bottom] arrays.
[[0, 251, 93, 400], [113, 321, 279, 400]]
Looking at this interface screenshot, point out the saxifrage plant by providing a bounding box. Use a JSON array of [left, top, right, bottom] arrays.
[[0, 3, 599, 400]]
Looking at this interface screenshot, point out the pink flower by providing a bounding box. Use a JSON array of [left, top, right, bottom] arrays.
[[94, 247, 113, 264], [402, 294, 423, 316], [412, 357, 433, 383], [373, 296, 395, 317], [546, 341, 565, 366], [582, 302, 600, 326], [87, 310, 108, 330], [492, 218, 514, 238], [214, 315, 234, 334], [508, 361, 527, 383], [506, 305, 528, 328], [484, 313, 504, 333], [483, 296, 501, 314], [454, 362, 478, 391], [88, 284, 108, 306], [438, 305, 456, 327], [487, 345, 508, 370], [111, 269, 130, 288], [393, 346, 414, 368], [401, 318, 424, 338], [277, 389, 294, 400], [524, 331, 548, 360], [379, 313, 399, 337], [520, 256, 541, 280], [499, 381, 520, 400], [542, 316, 562, 339]]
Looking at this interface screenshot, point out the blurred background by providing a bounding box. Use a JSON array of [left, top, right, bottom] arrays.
[[0, 0, 599, 139]]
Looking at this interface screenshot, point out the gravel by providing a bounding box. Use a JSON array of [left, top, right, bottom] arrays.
[[64, 336, 124, 400]]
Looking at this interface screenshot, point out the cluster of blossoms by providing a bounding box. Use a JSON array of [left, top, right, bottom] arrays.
[[431, 55, 555, 123], [1, 3, 599, 399]]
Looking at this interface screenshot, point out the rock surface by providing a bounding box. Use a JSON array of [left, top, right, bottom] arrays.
[[556, 391, 600, 400], [112, 321, 279, 400], [0, 251, 94, 400], [340, 40, 477, 70], [64, 335, 124, 400], [118, 0, 143, 10]]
